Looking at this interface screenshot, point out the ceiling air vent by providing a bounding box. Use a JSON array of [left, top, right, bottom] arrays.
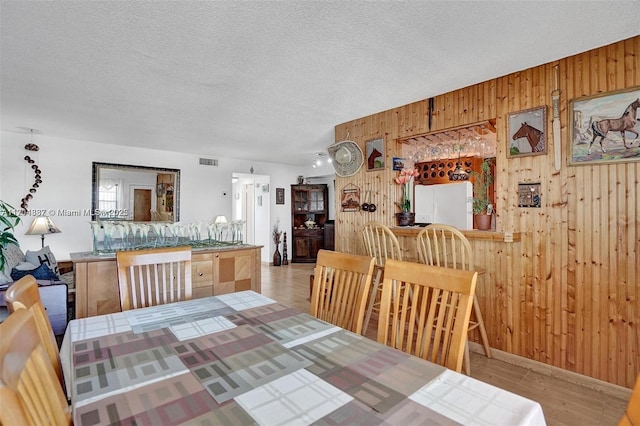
[[199, 158, 218, 166]]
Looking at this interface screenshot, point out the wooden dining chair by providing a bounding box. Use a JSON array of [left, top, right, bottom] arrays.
[[0, 309, 71, 425], [116, 246, 192, 311], [0, 383, 30, 425], [361, 221, 403, 334], [5, 274, 64, 388], [619, 374, 640, 426], [417, 224, 492, 374], [310, 249, 376, 335], [377, 259, 477, 373]]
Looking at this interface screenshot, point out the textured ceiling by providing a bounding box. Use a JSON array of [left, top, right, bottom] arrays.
[[1, 1, 639, 166]]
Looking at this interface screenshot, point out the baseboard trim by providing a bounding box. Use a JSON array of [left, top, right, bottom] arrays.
[[468, 342, 632, 400]]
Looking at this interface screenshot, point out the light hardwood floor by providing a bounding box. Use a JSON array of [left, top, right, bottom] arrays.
[[261, 262, 629, 426]]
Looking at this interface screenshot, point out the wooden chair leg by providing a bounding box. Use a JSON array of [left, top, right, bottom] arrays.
[[472, 294, 492, 358], [309, 274, 314, 299], [362, 267, 383, 335], [464, 339, 471, 376]]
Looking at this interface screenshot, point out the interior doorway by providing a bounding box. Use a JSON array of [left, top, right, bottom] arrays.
[[232, 173, 270, 262], [133, 188, 152, 221]]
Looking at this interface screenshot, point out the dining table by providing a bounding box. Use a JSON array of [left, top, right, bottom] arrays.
[[60, 290, 546, 425]]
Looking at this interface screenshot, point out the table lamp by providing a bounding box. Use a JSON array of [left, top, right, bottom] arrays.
[[26, 216, 61, 248]]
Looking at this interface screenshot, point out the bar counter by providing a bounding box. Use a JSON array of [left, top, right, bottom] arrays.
[[390, 226, 521, 243]]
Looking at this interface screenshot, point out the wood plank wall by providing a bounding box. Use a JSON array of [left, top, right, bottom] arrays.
[[333, 36, 639, 388]]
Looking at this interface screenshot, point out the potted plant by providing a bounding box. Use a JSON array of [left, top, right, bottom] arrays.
[[394, 167, 420, 226], [470, 159, 494, 230], [0, 200, 21, 271]]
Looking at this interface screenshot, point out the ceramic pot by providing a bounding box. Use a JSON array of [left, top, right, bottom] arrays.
[[474, 213, 492, 230], [396, 212, 415, 227]]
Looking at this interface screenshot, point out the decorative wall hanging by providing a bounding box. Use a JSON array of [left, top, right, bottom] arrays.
[[21, 129, 42, 212], [551, 64, 562, 171], [327, 139, 364, 177], [392, 157, 404, 171], [568, 86, 640, 166], [507, 106, 548, 157], [518, 182, 542, 208], [340, 183, 361, 212], [365, 137, 385, 171]]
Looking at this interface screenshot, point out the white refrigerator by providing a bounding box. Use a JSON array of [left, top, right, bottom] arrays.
[[414, 181, 473, 229]]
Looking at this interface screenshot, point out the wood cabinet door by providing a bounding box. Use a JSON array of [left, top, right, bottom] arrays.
[[84, 261, 119, 317], [294, 237, 311, 259], [309, 236, 324, 259], [213, 249, 254, 295]]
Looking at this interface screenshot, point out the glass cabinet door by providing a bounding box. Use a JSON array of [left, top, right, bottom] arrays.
[[309, 190, 325, 211], [294, 190, 308, 212]]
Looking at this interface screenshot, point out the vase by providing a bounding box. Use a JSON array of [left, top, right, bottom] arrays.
[[396, 212, 415, 227], [474, 213, 492, 230], [273, 244, 282, 266]]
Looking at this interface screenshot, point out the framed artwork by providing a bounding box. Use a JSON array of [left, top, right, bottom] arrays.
[[340, 183, 360, 212], [275, 187, 285, 204], [365, 138, 385, 171], [392, 157, 404, 171], [507, 106, 548, 157], [568, 87, 640, 166]]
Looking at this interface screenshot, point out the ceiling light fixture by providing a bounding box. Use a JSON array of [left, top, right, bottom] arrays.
[[450, 143, 469, 181], [312, 152, 329, 168]]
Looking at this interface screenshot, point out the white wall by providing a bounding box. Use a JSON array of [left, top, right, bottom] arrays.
[[0, 130, 304, 261]]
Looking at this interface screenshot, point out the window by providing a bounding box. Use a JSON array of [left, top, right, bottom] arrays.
[[98, 183, 119, 218]]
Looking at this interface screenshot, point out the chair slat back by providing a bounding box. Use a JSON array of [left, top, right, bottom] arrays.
[[619, 374, 640, 426], [310, 250, 375, 334], [0, 309, 70, 425], [5, 275, 63, 387], [377, 259, 477, 373], [116, 246, 192, 311], [0, 383, 30, 425], [417, 224, 473, 270], [362, 221, 402, 266]]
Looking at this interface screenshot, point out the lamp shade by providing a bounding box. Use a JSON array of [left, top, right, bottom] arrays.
[[25, 216, 61, 236]]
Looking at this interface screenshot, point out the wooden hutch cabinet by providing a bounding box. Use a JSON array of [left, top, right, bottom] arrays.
[[291, 184, 328, 262]]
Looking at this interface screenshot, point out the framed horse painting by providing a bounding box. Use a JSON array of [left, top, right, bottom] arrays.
[[365, 138, 385, 171], [507, 106, 548, 158], [568, 86, 640, 166]]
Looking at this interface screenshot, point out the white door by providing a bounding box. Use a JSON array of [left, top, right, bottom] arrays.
[[232, 173, 270, 261]]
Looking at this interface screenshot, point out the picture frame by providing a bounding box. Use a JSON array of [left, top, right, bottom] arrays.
[[392, 157, 404, 171], [568, 87, 640, 166], [340, 183, 361, 212], [365, 137, 385, 171], [507, 106, 548, 157], [275, 187, 285, 204]]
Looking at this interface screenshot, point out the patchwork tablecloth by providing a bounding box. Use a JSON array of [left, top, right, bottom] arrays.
[[61, 291, 546, 425]]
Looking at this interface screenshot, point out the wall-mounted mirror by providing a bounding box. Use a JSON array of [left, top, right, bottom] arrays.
[[92, 162, 180, 222]]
